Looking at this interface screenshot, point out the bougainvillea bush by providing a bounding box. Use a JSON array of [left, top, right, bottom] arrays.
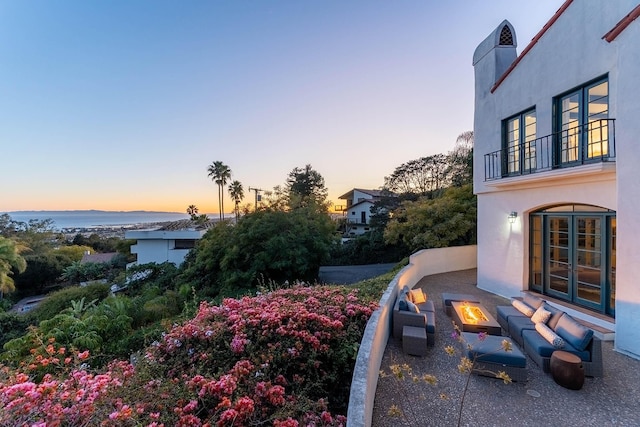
[[0, 285, 377, 426]]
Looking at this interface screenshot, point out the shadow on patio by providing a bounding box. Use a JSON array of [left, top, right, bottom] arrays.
[[371, 269, 640, 426]]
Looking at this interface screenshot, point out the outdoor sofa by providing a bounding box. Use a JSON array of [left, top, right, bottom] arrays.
[[496, 293, 603, 377], [392, 285, 436, 347]]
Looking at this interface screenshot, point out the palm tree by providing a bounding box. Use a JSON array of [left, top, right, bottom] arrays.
[[228, 180, 245, 222], [0, 236, 27, 300], [207, 161, 232, 221], [187, 204, 199, 220]]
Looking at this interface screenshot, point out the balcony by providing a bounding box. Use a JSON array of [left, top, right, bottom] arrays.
[[484, 119, 616, 181]]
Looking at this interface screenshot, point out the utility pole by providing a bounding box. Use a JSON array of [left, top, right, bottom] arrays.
[[248, 187, 264, 211]]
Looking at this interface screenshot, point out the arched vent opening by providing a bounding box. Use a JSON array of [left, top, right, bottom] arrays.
[[499, 25, 513, 45]]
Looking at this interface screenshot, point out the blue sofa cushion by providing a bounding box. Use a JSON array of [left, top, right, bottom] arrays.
[[508, 315, 536, 339], [497, 305, 524, 322], [425, 310, 436, 334], [523, 293, 545, 310], [406, 300, 420, 313], [522, 329, 590, 361], [398, 294, 409, 311], [461, 332, 526, 368], [543, 303, 564, 330], [417, 300, 435, 313], [554, 313, 594, 352]]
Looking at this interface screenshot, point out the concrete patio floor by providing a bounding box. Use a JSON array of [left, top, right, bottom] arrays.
[[371, 269, 640, 426]]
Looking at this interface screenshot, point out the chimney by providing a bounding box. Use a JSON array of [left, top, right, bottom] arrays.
[[473, 20, 517, 97]]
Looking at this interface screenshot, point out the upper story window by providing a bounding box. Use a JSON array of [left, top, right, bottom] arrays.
[[174, 239, 196, 250], [503, 108, 537, 175], [555, 77, 609, 165]]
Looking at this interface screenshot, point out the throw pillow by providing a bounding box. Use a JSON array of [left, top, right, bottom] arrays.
[[531, 306, 552, 324], [398, 297, 408, 311], [512, 299, 535, 317], [406, 300, 420, 313], [535, 322, 565, 348], [409, 289, 427, 304], [523, 293, 545, 310]]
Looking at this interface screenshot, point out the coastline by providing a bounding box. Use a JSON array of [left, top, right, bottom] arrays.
[[59, 221, 180, 240]]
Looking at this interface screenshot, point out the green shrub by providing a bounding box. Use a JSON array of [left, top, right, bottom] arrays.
[[28, 282, 111, 323], [0, 311, 32, 348]]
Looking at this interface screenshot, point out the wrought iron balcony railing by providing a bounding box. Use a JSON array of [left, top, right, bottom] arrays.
[[484, 119, 616, 181]]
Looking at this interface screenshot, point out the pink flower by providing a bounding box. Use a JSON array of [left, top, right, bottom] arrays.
[[274, 418, 299, 427]]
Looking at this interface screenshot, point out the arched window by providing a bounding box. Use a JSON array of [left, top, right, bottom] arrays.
[[499, 25, 514, 46]]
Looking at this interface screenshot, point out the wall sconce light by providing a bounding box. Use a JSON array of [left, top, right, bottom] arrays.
[[508, 211, 518, 224]]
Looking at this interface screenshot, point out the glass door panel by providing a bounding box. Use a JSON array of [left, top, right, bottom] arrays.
[[587, 81, 609, 159], [530, 216, 543, 290], [523, 111, 537, 172], [609, 218, 616, 315], [560, 92, 580, 164], [506, 116, 520, 174], [575, 217, 602, 307], [547, 216, 571, 297]]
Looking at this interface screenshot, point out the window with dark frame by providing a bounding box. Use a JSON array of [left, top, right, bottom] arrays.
[[555, 76, 609, 166], [174, 239, 196, 250], [502, 108, 537, 176]]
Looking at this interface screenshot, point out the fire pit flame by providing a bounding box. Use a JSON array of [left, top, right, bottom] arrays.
[[461, 303, 488, 324]]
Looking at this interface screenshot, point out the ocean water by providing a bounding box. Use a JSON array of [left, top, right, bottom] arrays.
[[4, 210, 192, 230]]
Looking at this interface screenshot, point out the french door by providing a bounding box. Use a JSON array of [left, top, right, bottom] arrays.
[[530, 207, 615, 316]]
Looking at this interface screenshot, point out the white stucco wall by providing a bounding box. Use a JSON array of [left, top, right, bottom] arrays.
[[352, 190, 372, 203], [126, 228, 205, 266], [346, 200, 374, 225], [477, 175, 616, 299], [609, 12, 640, 358], [473, 1, 640, 358]]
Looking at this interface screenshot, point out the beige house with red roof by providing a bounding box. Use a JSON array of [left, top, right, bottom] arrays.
[[473, 0, 640, 359]]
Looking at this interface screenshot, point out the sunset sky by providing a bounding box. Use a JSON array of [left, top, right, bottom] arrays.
[[0, 0, 562, 214]]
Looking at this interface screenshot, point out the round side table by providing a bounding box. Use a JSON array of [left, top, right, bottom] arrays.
[[550, 350, 584, 390]]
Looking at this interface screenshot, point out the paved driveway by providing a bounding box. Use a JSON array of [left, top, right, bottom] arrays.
[[318, 263, 397, 285]]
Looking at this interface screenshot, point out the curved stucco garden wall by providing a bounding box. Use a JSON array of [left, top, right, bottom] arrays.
[[346, 245, 477, 427]]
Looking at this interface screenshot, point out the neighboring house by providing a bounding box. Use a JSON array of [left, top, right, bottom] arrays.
[[125, 219, 214, 267], [473, 0, 640, 359], [80, 251, 118, 264], [338, 189, 383, 237]]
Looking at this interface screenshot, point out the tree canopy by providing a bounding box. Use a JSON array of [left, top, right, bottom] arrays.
[[286, 164, 330, 211], [383, 184, 476, 253], [383, 131, 474, 196], [0, 237, 27, 299], [181, 206, 337, 297]]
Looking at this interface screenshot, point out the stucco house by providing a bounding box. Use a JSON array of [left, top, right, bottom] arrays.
[[338, 189, 383, 237], [125, 219, 214, 267], [473, 0, 640, 359]]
